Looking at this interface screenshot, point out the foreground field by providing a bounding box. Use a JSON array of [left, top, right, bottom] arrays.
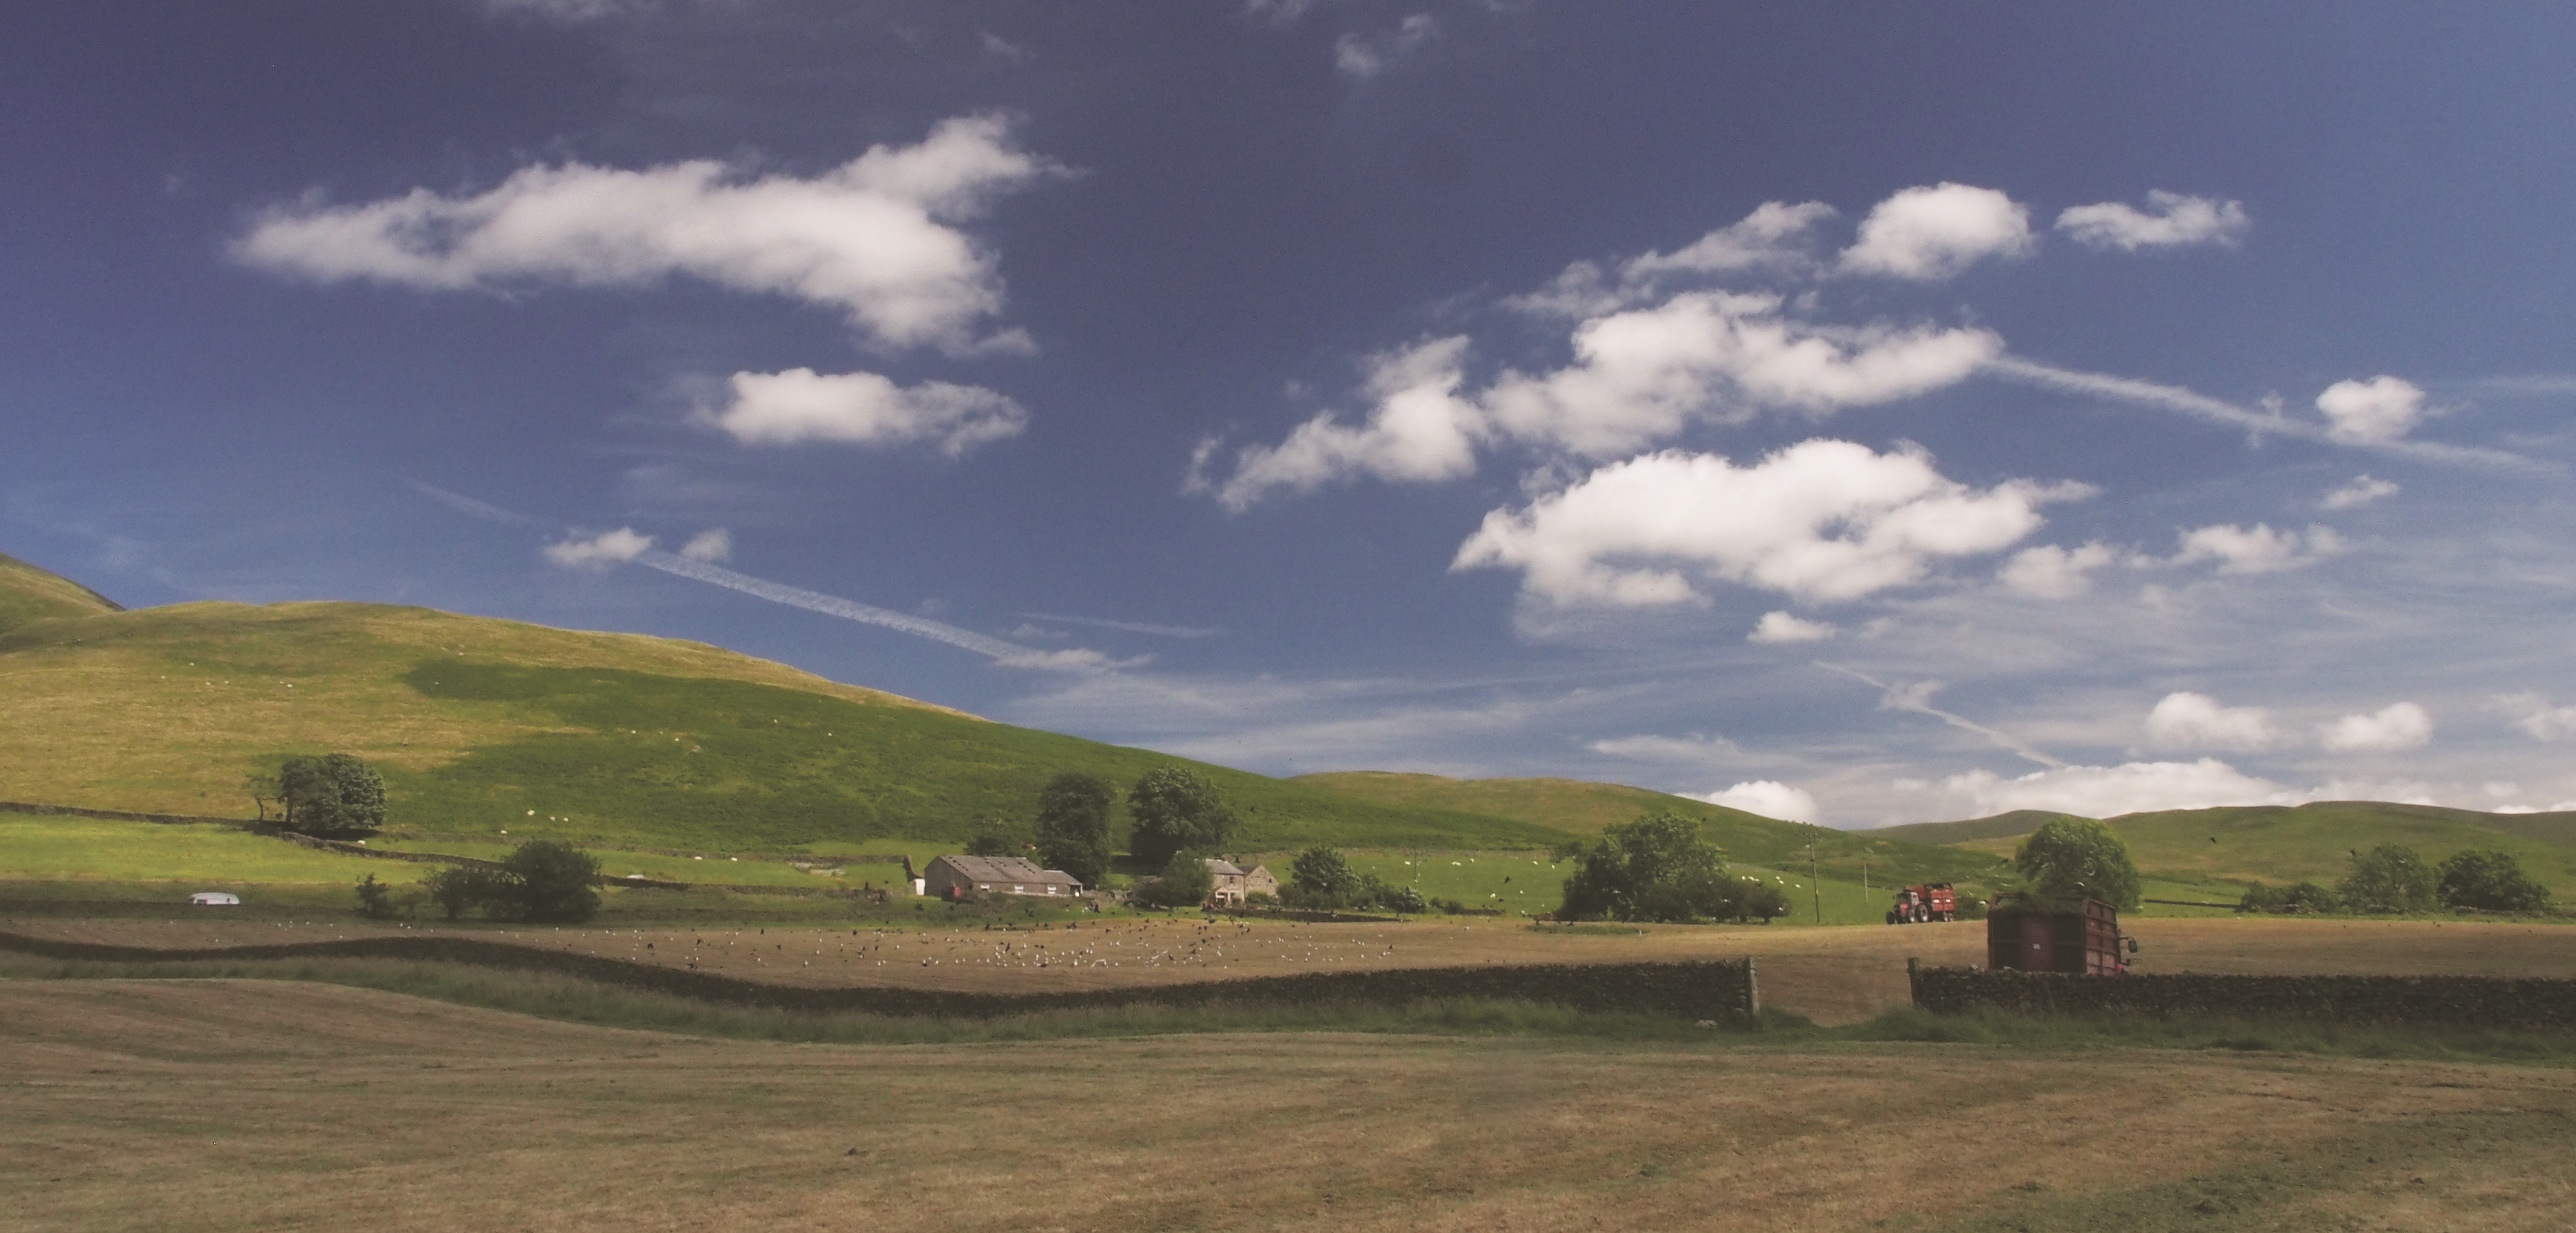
[[23, 916, 2576, 1027], [5, 979, 2573, 1232]]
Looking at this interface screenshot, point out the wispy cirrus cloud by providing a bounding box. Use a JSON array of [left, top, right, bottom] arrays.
[[2056, 190, 2249, 251]]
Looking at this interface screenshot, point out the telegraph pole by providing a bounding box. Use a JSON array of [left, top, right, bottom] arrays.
[[1808, 840, 1822, 925]]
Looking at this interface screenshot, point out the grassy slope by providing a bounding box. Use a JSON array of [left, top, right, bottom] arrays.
[[1883, 801, 2576, 898], [1293, 771, 1993, 885], [0, 551, 121, 633], [0, 571, 1559, 853]]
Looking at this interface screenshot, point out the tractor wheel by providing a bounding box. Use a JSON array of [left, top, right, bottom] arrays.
[[1885, 910, 1900, 926]]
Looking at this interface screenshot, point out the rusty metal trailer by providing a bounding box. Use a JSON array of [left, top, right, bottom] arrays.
[[1987, 897, 2131, 974]]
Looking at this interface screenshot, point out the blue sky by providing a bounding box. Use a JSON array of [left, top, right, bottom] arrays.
[[8, 1, 2576, 825]]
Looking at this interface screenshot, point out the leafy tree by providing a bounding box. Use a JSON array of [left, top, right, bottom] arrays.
[[1126, 767, 1238, 866], [2238, 881, 2342, 914], [1557, 810, 1730, 922], [354, 873, 400, 919], [2436, 849, 2551, 913], [2012, 817, 2141, 909], [1725, 877, 1793, 923], [1130, 851, 1215, 909], [1389, 885, 1427, 914], [1033, 772, 1114, 886], [422, 865, 507, 921], [276, 753, 387, 837], [965, 831, 1019, 858], [2338, 844, 2436, 914], [1290, 846, 1360, 903], [503, 839, 603, 922]]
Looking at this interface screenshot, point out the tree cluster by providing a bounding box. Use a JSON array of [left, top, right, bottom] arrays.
[[2240, 845, 2551, 915], [2337, 844, 2436, 913], [275, 753, 386, 837], [1033, 772, 1115, 887], [420, 840, 602, 922], [1556, 811, 1791, 924], [1281, 846, 1418, 912], [1127, 850, 1215, 909], [1125, 767, 1237, 866], [2011, 817, 2142, 909]]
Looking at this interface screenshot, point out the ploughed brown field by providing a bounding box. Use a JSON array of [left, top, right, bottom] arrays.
[[7, 977, 2574, 1232], [15, 915, 2576, 1025]]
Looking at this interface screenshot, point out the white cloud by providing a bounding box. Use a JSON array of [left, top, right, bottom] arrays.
[[2321, 474, 2400, 510], [1625, 201, 1839, 280], [1693, 780, 1821, 823], [1452, 440, 2086, 607], [1209, 337, 1479, 509], [543, 527, 653, 568], [711, 368, 1026, 454], [233, 114, 1050, 352], [2170, 523, 2339, 575], [1940, 758, 2298, 818], [679, 528, 732, 562], [2319, 702, 2433, 753], [1749, 611, 1837, 643], [2497, 692, 2576, 741], [1480, 292, 2000, 457], [1335, 13, 1437, 78], [1998, 542, 2115, 599], [2144, 691, 2277, 752], [1837, 183, 2034, 280], [1588, 733, 1748, 762], [2055, 191, 2249, 251], [2316, 376, 2429, 445]]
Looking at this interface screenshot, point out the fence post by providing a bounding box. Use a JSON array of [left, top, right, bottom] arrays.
[[1742, 957, 1760, 1017]]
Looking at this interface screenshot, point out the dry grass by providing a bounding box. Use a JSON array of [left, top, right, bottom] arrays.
[[21, 915, 2576, 1027], [4, 978, 2573, 1232]]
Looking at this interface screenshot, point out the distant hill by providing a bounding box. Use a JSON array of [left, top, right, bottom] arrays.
[[1877, 801, 2576, 897], [0, 558, 1559, 854], [1294, 771, 1995, 884], [0, 551, 122, 633]]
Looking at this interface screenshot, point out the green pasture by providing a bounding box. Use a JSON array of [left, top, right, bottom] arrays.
[[367, 835, 914, 890], [0, 816, 422, 886]]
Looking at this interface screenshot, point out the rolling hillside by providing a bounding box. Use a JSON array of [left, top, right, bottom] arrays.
[[1880, 802, 2576, 898], [1296, 771, 1995, 885], [0, 551, 122, 633], [0, 558, 1563, 854]]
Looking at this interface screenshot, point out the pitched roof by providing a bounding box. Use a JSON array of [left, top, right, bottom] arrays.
[[1203, 858, 1246, 876], [928, 854, 1082, 885]]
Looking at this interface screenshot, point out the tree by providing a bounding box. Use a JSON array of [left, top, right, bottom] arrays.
[[422, 865, 507, 921], [2012, 817, 2141, 909], [1556, 811, 1730, 922], [965, 831, 1019, 858], [276, 753, 386, 837], [2237, 881, 2341, 914], [503, 840, 602, 922], [1290, 846, 1360, 903], [2338, 844, 2436, 914], [2436, 849, 2551, 913], [1126, 767, 1238, 866], [354, 873, 400, 919], [1130, 851, 1215, 909], [1033, 772, 1114, 886]]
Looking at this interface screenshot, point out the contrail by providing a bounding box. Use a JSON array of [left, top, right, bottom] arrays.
[[1985, 356, 2551, 474], [1816, 661, 2066, 770], [405, 481, 1125, 672], [1015, 611, 1220, 639]]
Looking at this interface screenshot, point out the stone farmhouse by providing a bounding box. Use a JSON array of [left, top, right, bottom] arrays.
[[922, 854, 1085, 900], [1204, 858, 1279, 907]]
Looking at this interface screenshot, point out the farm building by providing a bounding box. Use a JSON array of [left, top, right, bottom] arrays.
[[188, 892, 240, 906], [1204, 858, 1279, 907], [921, 855, 1084, 900]]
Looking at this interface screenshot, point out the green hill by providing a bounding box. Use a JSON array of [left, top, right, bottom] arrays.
[[1294, 771, 1994, 886], [1882, 802, 2576, 898], [0, 551, 122, 633], [0, 560, 1558, 854]]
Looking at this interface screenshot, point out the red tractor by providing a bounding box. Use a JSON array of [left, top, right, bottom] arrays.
[[1886, 882, 1958, 924]]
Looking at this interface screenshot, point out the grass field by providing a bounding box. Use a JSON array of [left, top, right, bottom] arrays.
[[6, 975, 2574, 1231], [0, 816, 425, 886]]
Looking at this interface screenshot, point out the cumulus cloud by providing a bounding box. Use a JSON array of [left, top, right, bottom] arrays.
[[2170, 523, 2340, 575], [679, 528, 732, 562], [2315, 376, 2429, 445], [2055, 191, 2249, 251], [2144, 691, 2277, 752], [543, 527, 653, 568], [1939, 758, 2297, 818], [2321, 474, 2400, 510], [1335, 13, 1437, 78], [1479, 292, 2000, 457], [1749, 611, 1837, 643], [233, 114, 1051, 352], [1452, 440, 2086, 607], [1998, 542, 2115, 599], [711, 368, 1027, 454], [1693, 780, 1821, 823], [2319, 702, 2433, 753], [2497, 692, 2576, 741], [1837, 183, 2034, 280], [1207, 337, 1479, 509]]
